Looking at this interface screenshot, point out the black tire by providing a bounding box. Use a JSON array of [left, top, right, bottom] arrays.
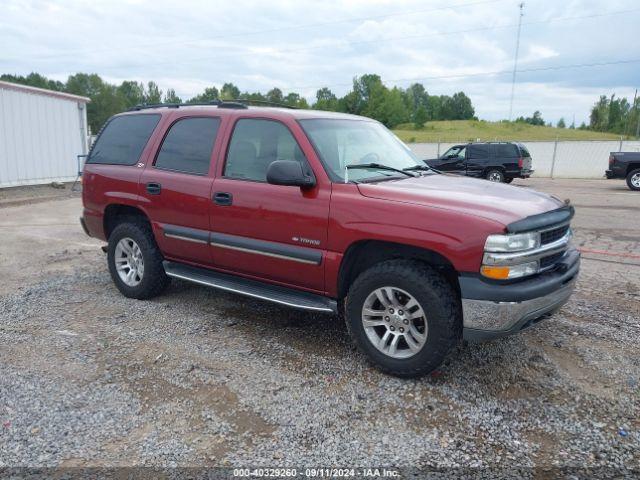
[[485, 169, 505, 182], [107, 217, 169, 299], [504, 177, 514, 184], [626, 168, 640, 191], [345, 260, 460, 377]]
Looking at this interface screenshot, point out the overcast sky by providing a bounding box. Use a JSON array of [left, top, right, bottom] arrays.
[[2, 0, 639, 124]]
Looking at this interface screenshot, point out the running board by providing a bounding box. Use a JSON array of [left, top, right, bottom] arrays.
[[163, 261, 337, 314]]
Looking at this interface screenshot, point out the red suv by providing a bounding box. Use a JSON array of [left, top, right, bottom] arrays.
[[81, 102, 579, 377]]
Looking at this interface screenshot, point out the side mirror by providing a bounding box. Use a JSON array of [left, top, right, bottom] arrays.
[[266, 160, 316, 188]]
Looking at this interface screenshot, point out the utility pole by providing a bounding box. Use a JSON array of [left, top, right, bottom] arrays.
[[508, 2, 524, 121], [634, 89, 640, 139]]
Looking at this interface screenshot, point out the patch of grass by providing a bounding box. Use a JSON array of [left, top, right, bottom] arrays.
[[394, 120, 624, 143]]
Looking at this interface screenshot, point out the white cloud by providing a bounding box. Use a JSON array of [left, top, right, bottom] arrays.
[[0, 0, 637, 123]]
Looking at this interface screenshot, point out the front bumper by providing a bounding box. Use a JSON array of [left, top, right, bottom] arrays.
[[461, 249, 580, 341]]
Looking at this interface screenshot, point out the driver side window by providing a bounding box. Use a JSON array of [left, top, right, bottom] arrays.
[[443, 146, 465, 159], [224, 119, 306, 182]]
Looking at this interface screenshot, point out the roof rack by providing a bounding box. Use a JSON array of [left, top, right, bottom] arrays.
[[233, 98, 298, 109], [127, 98, 298, 112]]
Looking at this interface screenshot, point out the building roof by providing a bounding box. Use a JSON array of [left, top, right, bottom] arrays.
[[0, 80, 91, 103]]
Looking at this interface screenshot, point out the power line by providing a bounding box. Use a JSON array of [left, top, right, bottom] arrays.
[[288, 58, 640, 91], [12, 0, 505, 62], [508, 2, 524, 121]]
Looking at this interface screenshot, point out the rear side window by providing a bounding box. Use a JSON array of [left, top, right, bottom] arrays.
[[467, 144, 489, 159], [155, 117, 220, 175], [224, 119, 306, 182], [87, 114, 160, 165], [494, 144, 519, 157]]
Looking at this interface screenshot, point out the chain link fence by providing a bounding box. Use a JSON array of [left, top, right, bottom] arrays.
[[409, 140, 640, 179]]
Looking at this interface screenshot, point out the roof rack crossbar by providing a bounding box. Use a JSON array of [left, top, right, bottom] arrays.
[[233, 98, 298, 109], [128, 100, 222, 111]]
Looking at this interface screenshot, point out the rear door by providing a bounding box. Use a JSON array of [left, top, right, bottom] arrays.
[[492, 143, 520, 177], [465, 144, 490, 177], [209, 117, 330, 292], [139, 113, 223, 266]]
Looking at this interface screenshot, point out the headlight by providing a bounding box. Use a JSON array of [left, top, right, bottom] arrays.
[[480, 261, 539, 280], [484, 232, 540, 252]]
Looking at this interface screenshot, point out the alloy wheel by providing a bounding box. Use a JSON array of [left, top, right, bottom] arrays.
[[114, 237, 144, 286], [361, 286, 428, 359]]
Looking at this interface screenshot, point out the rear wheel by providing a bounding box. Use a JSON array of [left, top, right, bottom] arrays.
[[485, 169, 505, 182], [626, 169, 640, 191], [107, 218, 170, 299], [345, 260, 460, 377]]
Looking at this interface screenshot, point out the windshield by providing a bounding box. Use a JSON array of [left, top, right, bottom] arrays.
[[299, 119, 422, 182]]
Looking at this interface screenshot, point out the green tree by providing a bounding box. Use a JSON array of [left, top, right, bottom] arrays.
[[266, 88, 284, 104], [313, 87, 339, 111], [450, 92, 475, 120], [220, 82, 240, 100], [163, 88, 182, 104], [117, 81, 145, 108], [414, 105, 428, 129], [557, 118, 566, 128], [188, 86, 220, 103], [144, 81, 162, 104]]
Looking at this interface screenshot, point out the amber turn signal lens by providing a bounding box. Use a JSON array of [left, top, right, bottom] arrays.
[[480, 265, 510, 280]]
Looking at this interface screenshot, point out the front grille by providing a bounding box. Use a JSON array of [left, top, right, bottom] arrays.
[[540, 225, 569, 245], [540, 251, 565, 269]]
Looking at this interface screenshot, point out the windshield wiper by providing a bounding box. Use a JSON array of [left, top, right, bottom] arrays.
[[403, 164, 440, 174], [346, 163, 416, 178]]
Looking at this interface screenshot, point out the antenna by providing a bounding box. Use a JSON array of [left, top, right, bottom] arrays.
[[508, 2, 524, 121]]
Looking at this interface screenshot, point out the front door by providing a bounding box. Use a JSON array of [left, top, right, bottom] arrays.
[[210, 118, 330, 292], [139, 114, 222, 266], [437, 146, 467, 174]]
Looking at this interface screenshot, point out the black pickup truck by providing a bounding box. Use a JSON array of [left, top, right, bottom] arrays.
[[606, 152, 640, 191], [425, 142, 533, 183]]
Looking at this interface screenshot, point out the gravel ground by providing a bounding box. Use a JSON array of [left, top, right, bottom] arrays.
[[0, 179, 638, 476]]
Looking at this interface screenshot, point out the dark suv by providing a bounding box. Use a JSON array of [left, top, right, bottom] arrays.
[[425, 142, 533, 183]]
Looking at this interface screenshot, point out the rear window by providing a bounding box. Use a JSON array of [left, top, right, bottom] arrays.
[[154, 117, 220, 175], [87, 114, 160, 165], [467, 144, 489, 159], [494, 144, 519, 158], [518, 144, 531, 157]]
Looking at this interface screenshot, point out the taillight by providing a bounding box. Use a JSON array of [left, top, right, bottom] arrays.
[[518, 157, 523, 168], [609, 155, 614, 165]]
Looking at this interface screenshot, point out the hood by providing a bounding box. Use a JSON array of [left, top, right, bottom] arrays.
[[357, 174, 564, 228]]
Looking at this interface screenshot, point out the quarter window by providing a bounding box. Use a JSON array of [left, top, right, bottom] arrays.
[[224, 119, 306, 182], [155, 117, 220, 175], [87, 114, 160, 165], [494, 144, 519, 158]]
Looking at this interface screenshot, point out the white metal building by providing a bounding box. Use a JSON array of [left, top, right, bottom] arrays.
[[0, 80, 90, 188]]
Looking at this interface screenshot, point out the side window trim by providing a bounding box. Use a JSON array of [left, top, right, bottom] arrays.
[[222, 117, 311, 183], [152, 115, 221, 176]]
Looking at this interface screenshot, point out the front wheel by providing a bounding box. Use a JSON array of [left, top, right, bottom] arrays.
[[485, 169, 505, 182], [345, 260, 460, 377], [627, 169, 640, 191]]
